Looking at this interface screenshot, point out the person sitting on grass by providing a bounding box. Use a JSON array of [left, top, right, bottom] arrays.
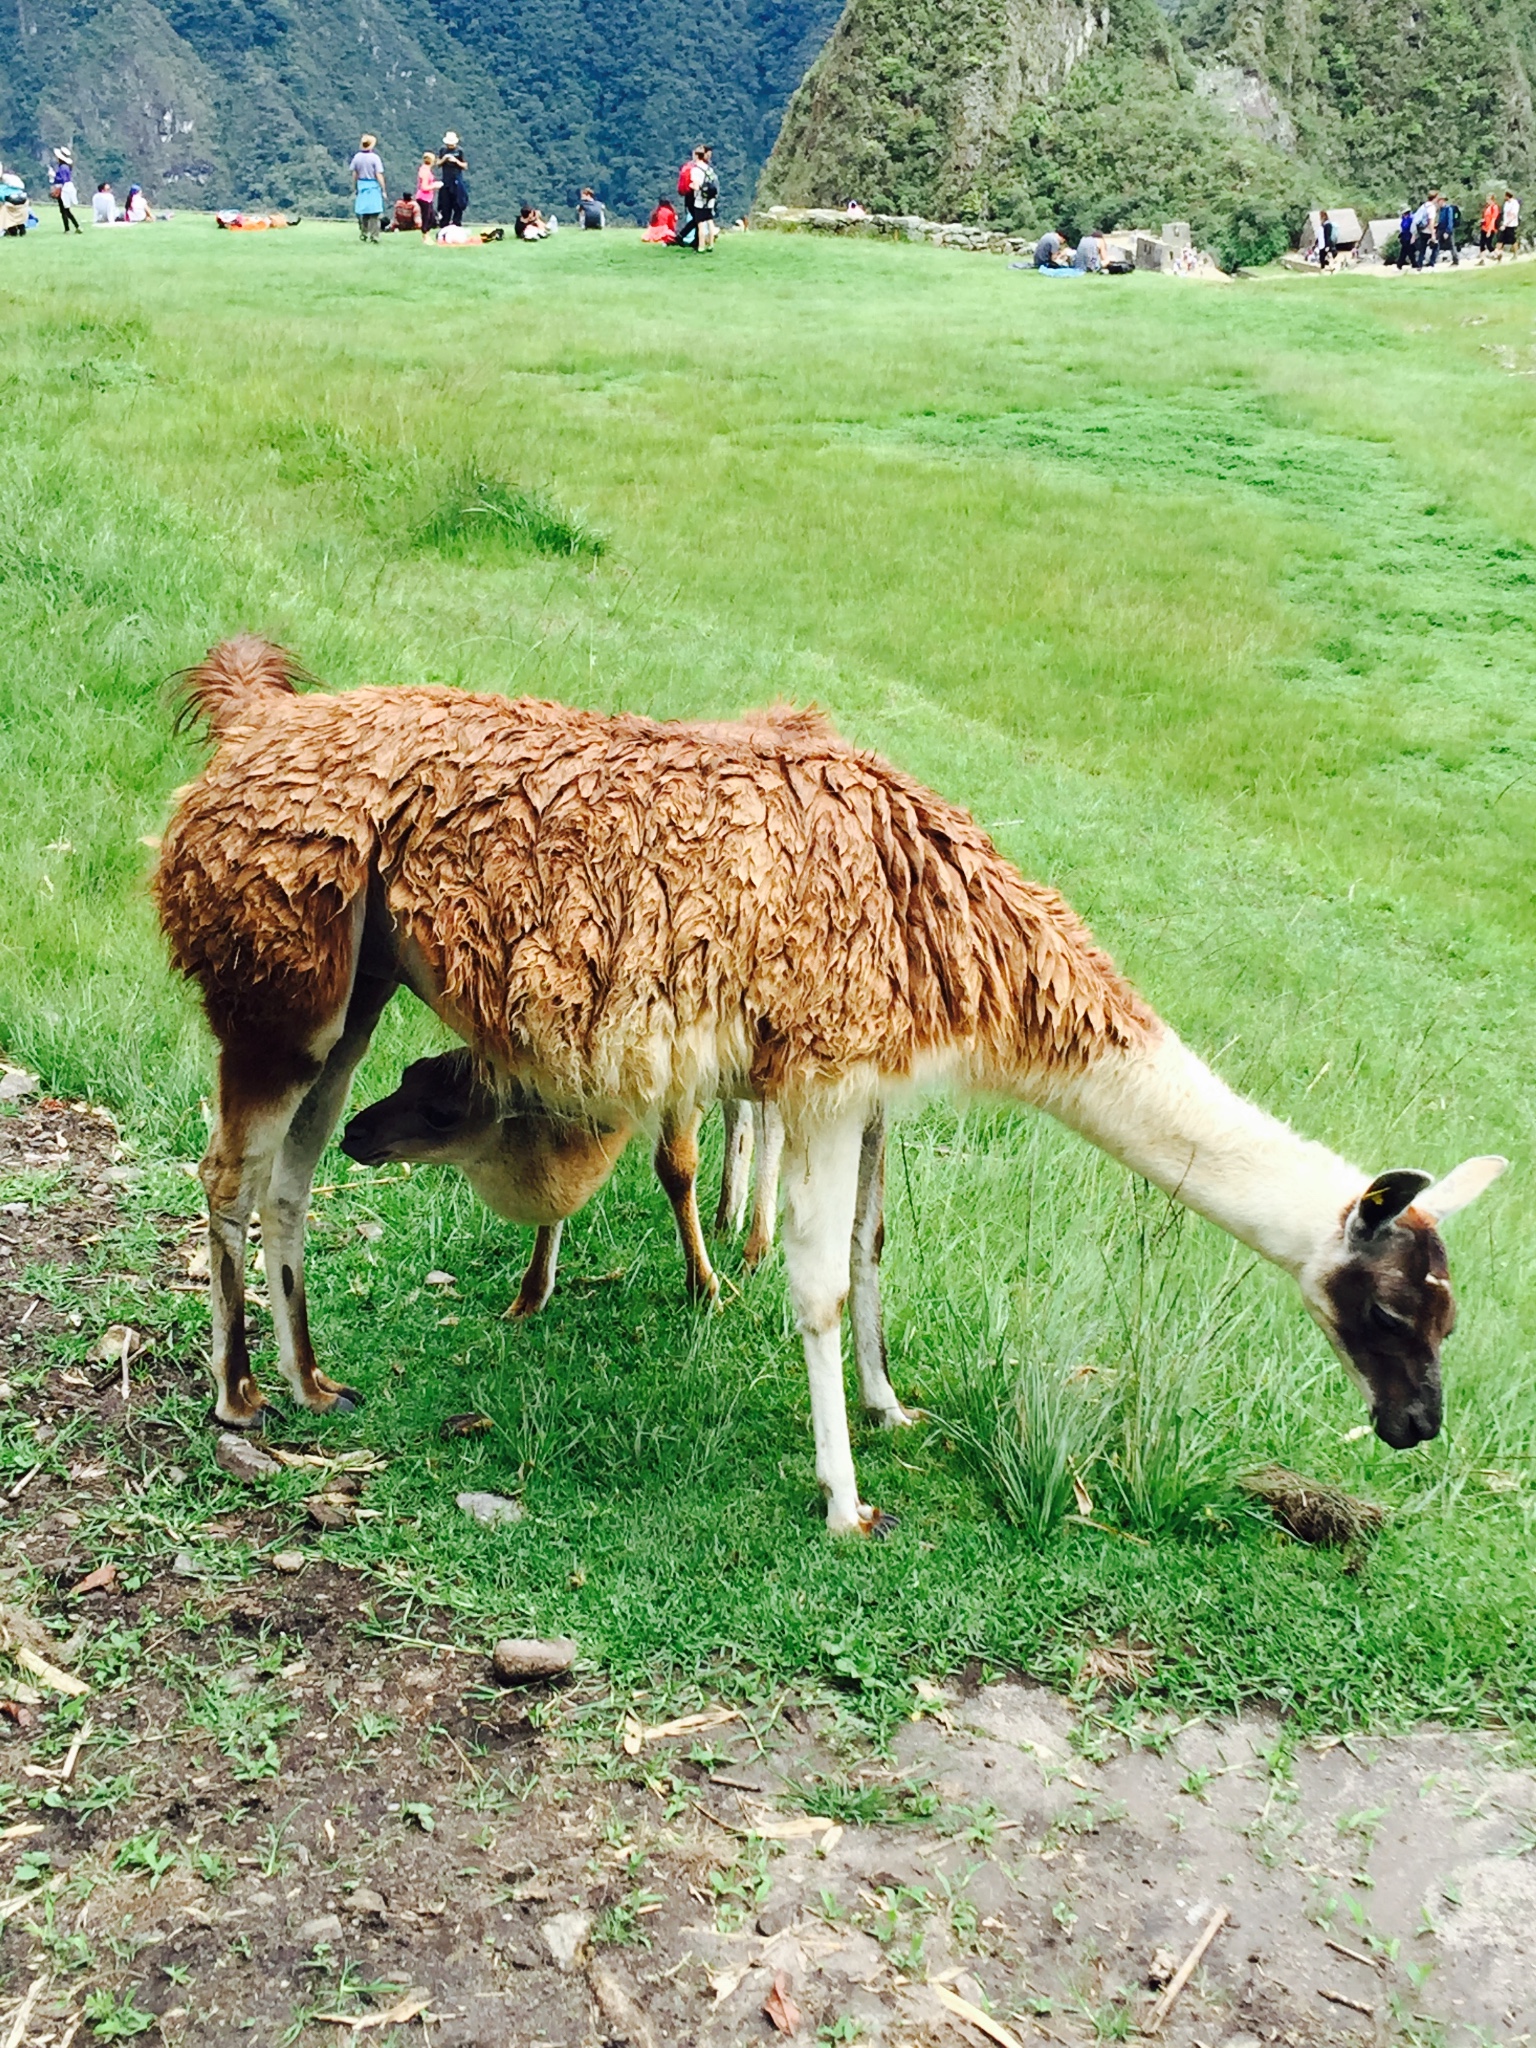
[[124, 184, 151, 223], [1072, 229, 1106, 272], [1033, 224, 1073, 268], [577, 187, 605, 229], [392, 190, 421, 234], [642, 198, 677, 242], [92, 181, 116, 225], [515, 204, 551, 240]]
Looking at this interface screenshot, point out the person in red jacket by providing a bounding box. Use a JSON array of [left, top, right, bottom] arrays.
[[642, 197, 677, 242]]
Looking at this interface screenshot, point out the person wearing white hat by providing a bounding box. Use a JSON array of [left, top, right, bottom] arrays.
[[437, 132, 468, 228], [51, 148, 81, 233]]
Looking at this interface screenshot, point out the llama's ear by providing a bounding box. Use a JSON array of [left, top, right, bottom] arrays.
[[1347, 1168, 1433, 1246], [1419, 1155, 1508, 1224]]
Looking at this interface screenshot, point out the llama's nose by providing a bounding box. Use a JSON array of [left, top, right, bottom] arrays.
[[1374, 1392, 1441, 1449], [338, 1117, 383, 1165]]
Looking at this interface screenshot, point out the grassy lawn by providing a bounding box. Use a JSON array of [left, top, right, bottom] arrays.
[[2, 221, 1534, 1734]]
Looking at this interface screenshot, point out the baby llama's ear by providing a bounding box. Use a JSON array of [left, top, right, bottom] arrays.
[[1418, 1155, 1508, 1224], [1347, 1168, 1434, 1247]]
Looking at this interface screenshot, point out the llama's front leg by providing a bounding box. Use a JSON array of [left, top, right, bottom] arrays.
[[506, 1222, 563, 1318], [743, 1103, 785, 1267], [655, 1107, 719, 1303], [782, 1106, 892, 1536], [851, 1106, 913, 1427], [714, 1099, 754, 1234], [262, 977, 394, 1414]]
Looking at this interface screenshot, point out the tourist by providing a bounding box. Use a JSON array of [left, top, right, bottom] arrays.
[[694, 146, 720, 249], [437, 134, 468, 229], [1435, 193, 1459, 266], [515, 204, 550, 240], [845, 198, 869, 218], [577, 187, 605, 230], [1033, 225, 1072, 268], [350, 135, 385, 242], [50, 150, 80, 234], [1478, 192, 1500, 258], [1314, 210, 1337, 268], [415, 153, 438, 235], [124, 184, 151, 223], [1410, 193, 1435, 268], [92, 182, 115, 225], [1499, 188, 1520, 257], [1396, 203, 1414, 268], [392, 190, 421, 234], [1071, 229, 1105, 272], [642, 197, 677, 242]]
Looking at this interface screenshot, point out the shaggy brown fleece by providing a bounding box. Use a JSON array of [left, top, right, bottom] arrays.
[[155, 638, 1151, 1116]]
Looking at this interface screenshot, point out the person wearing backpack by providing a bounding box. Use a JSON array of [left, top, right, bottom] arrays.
[[1435, 193, 1459, 266], [675, 149, 703, 248]]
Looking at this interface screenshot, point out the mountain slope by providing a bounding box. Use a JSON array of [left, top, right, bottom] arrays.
[[759, 0, 1536, 259], [1, 0, 843, 218]]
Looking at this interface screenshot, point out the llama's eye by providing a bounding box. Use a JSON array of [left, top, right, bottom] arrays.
[[1369, 1299, 1413, 1335], [419, 1102, 459, 1133]]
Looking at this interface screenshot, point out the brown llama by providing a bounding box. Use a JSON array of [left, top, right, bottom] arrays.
[[154, 637, 1505, 1535], [338, 1056, 781, 1315]]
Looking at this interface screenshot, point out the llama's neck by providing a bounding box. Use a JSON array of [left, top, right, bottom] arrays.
[[1034, 1026, 1364, 1276]]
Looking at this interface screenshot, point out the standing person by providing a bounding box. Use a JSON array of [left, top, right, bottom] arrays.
[[437, 134, 468, 228], [415, 152, 438, 235], [350, 134, 385, 242], [577, 187, 605, 229], [1396, 202, 1414, 268], [1411, 193, 1435, 268], [1499, 187, 1520, 258], [1478, 191, 1500, 259], [50, 149, 81, 233], [693, 145, 720, 250], [675, 146, 705, 247], [1435, 192, 1459, 266], [1314, 209, 1337, 268]]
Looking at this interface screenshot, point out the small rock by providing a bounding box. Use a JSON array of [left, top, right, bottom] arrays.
[[755, 1897, 798, 1937], [306, 1494, 355, 1530], [458, 1491, 524, 1528], [425, 1270, 457, 1287], [0, 1202, 27, 1218], [216, 1434, 281, 1483], [271, 1551, 306, 1574], [299, 1914, 342, 1943], [356, 1220, 384, 1242], [492, 1636, 577, 1684], [87, 1323, 141, 1367], [171, 1552, 199, 1578], [0, 1067, 39, 1103], [248, 1890, 277, 1908], [344, 1888, 387, 1919], [540, 1908, 592, 1970], [501, 1936, 543, 1969], [589, 1960, 658, 2048]]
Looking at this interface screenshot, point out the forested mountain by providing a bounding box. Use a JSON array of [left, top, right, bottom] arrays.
[[759, 0, 1536, 264], [0, 0, 842, 218]]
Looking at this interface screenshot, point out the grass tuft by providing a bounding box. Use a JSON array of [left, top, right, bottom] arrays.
[[418, 466, 606, 559]]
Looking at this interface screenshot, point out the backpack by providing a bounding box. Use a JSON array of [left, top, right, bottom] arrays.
[[678, 162, 693, 197]]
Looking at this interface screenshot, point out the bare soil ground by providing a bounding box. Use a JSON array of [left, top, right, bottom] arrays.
[[2, 1096, 1533, 2048]]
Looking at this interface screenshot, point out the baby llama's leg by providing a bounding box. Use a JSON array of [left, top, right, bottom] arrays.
[[781, 1105, 893, 1536], [850, 1106, 913, 1427], [714, 1099, 754, 1234], [655, 1107, 719, 1302], [743, 1103, 785, 1267], [506, 1222, 563, 1318]]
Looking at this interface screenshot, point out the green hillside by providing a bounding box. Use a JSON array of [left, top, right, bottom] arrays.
[[759, 0, 1536, 262], [0, 0, 842, 220]]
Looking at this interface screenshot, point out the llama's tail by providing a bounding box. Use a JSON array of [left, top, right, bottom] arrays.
[[171, 635, 313, 741]]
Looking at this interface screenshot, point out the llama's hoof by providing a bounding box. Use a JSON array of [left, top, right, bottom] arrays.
[[210, 1405, 265, 1433], [325, 1386, 362, 1415], [861, 1505, 899, 1540], [870, 1403, 917, 1430]]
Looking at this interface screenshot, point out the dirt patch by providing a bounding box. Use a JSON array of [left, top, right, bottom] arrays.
[[2, 1096, 1533, 2047]]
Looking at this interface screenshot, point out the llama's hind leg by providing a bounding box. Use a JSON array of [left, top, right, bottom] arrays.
[[506, 1222, 563, 1319], [655, 1107, 719, 1303], [781, 1105, 892, 1537], [851, 1106, 913, 1428], [714, 1099, 753, 1235], [202, 1049, 325, 1428], [262, 971, 395, 1414], [743, 1103, 784, 1267]]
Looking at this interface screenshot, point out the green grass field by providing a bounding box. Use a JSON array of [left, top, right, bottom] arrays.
[[3, 221, 1535, 1734]]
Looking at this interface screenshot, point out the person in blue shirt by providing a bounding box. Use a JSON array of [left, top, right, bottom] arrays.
[[1396, 205, 1414, 269], [1435, 194, 1459, 266]]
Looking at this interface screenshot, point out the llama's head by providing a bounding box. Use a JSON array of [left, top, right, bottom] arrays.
[[1301, 1157, 1506, 1447], [340, 1051, 497, 1168]]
